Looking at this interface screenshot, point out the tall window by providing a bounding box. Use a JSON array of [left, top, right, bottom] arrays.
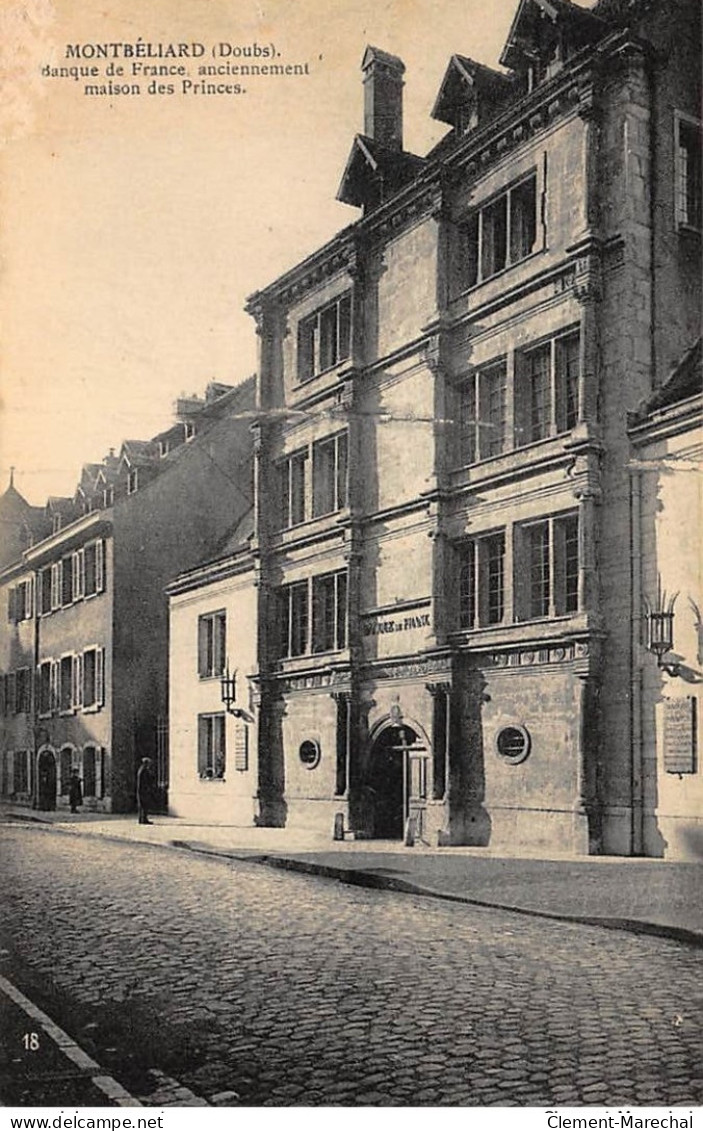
[[276, 432, 349, 529], [60, 748, 73, 794], [38, 661, 52, 715], [40, 568, 52, 616], [61, 555, 74, 605], [276, 572, 348, 658], [83, 747, 97, 798], [459, 533, 505, 629], [458, 360, 507, 464], [14, 669, 30, 714], [312, 572, 348, 653], [198, 611, 226, 679], [676, 114, 702, 231], [7, 579, 34, 623], [465, 174, 537, 287], [83, 541, 105, 597], [297, 293, 352, 381], [516, 330, 580, 446], [198, 713, 226, 779], [59, 656, 74, 713], [82, 648, 104, 710], [277, 450, 307, 529], [312, 433, 348, 517], [516, 513, 579, 621], [14, 751, 29, 794]]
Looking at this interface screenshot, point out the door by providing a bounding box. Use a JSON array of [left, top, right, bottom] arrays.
[[37, 750, 57, 811], [367, 724, 422, 840]]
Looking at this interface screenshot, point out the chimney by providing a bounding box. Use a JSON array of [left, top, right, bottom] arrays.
[[362, 46, 405, 151]]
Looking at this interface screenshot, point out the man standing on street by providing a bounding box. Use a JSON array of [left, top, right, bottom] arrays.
[[136, 757, 154, 825]]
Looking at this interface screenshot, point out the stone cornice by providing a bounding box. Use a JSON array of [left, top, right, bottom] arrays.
[[166, 548, 255, 596], [245, 28, 651, 320]]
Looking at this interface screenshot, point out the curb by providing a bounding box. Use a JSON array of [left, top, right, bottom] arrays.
[[6, 817, 703, 950], [175, 841, 703, 950]]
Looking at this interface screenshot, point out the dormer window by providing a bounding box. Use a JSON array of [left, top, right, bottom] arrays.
[[184, 422, 195, 441], [127, 469, 138, 495], [104, 486, 114, 508], [52, 514, 62, 534], [455, 102, 479, 134], [159, 441, 169, 458]]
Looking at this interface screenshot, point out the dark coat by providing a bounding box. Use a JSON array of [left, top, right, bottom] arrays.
[[68, 776, 83, 807], [136, 762, 152, 804]]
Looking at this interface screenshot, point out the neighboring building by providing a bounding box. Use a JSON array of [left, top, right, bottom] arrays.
[[241, 0, 701, 854], [167, 512, 258, 824], [628, 340, 702, 859], [0, 378, 255, 812]]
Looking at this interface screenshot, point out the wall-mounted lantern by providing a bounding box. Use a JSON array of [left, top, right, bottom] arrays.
[[220, 663, 237, 712], [220, 663, 255, 722], [644, 580, 680, 676]]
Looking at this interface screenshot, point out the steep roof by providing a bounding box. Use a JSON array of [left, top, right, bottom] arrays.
[[633, 339, 702, 420], [337, 135, 426, 209], [431, 54, 514, 127], [0, 481, 50, 568]]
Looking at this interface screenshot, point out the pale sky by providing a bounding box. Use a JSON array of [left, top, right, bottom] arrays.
[[1, 0, 554, 505]]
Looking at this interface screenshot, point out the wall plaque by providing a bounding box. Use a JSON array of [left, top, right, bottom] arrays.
[[663, 697, 697, 774], [234, 723, 249, 772]]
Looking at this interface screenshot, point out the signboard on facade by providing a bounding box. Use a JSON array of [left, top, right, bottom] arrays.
[[361, 605, 432, 660], [361, 610, 431, 637]]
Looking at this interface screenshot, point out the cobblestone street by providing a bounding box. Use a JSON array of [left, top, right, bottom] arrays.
[[1, 826, 702, 1107]]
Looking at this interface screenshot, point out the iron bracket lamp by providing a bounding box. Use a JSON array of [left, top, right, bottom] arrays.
[[220, 664, 255, 721], [643, 581, 680, 676]]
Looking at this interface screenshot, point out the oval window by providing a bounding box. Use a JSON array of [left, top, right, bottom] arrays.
[[496, 725, 531, 765], [299, 740, 321, 769]]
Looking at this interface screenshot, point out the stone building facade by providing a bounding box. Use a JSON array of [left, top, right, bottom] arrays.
[[244, 0, 701, 854], [628, 343, 702, 859], [0, 379, 255, 813], [167, 514, 259, 825]]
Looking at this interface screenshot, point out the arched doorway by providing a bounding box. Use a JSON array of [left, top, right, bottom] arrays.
[[37, 749, 57, 811], [366, 722, 425, 840]]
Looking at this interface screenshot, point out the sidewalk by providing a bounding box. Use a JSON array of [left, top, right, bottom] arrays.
[[3, 804, 702, 946]]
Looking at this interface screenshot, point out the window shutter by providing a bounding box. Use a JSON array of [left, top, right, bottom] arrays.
[[51, 563, 60, 609], [95, 747, 104, 800], [198, 617, 209, 677], [197, 716, 208, 776], [0, 675, 6, 717], [96, 648, 105, 707], [50, 661, 59, 712], [217, 614, 227, 677], [7, 587, 16, 624], [215, 715, 226, 777], [73, 654, 83, 709], [27, 577, 35, 619], [74, 550, 85, 600], [7, 673, 16, 715], [96, 540, 105, 593]]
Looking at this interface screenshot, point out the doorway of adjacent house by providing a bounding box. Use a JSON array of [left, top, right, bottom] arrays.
[[367, 723, 422, 839], [37, 749, 57, 811]]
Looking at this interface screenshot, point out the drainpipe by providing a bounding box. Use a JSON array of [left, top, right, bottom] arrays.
[[629, 468, 644, 855], [31, 566, 40, 809]]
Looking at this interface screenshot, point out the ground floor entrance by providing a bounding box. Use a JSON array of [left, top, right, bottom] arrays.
[[37, 749, 57, 811], [366, 722, 428, 840]]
